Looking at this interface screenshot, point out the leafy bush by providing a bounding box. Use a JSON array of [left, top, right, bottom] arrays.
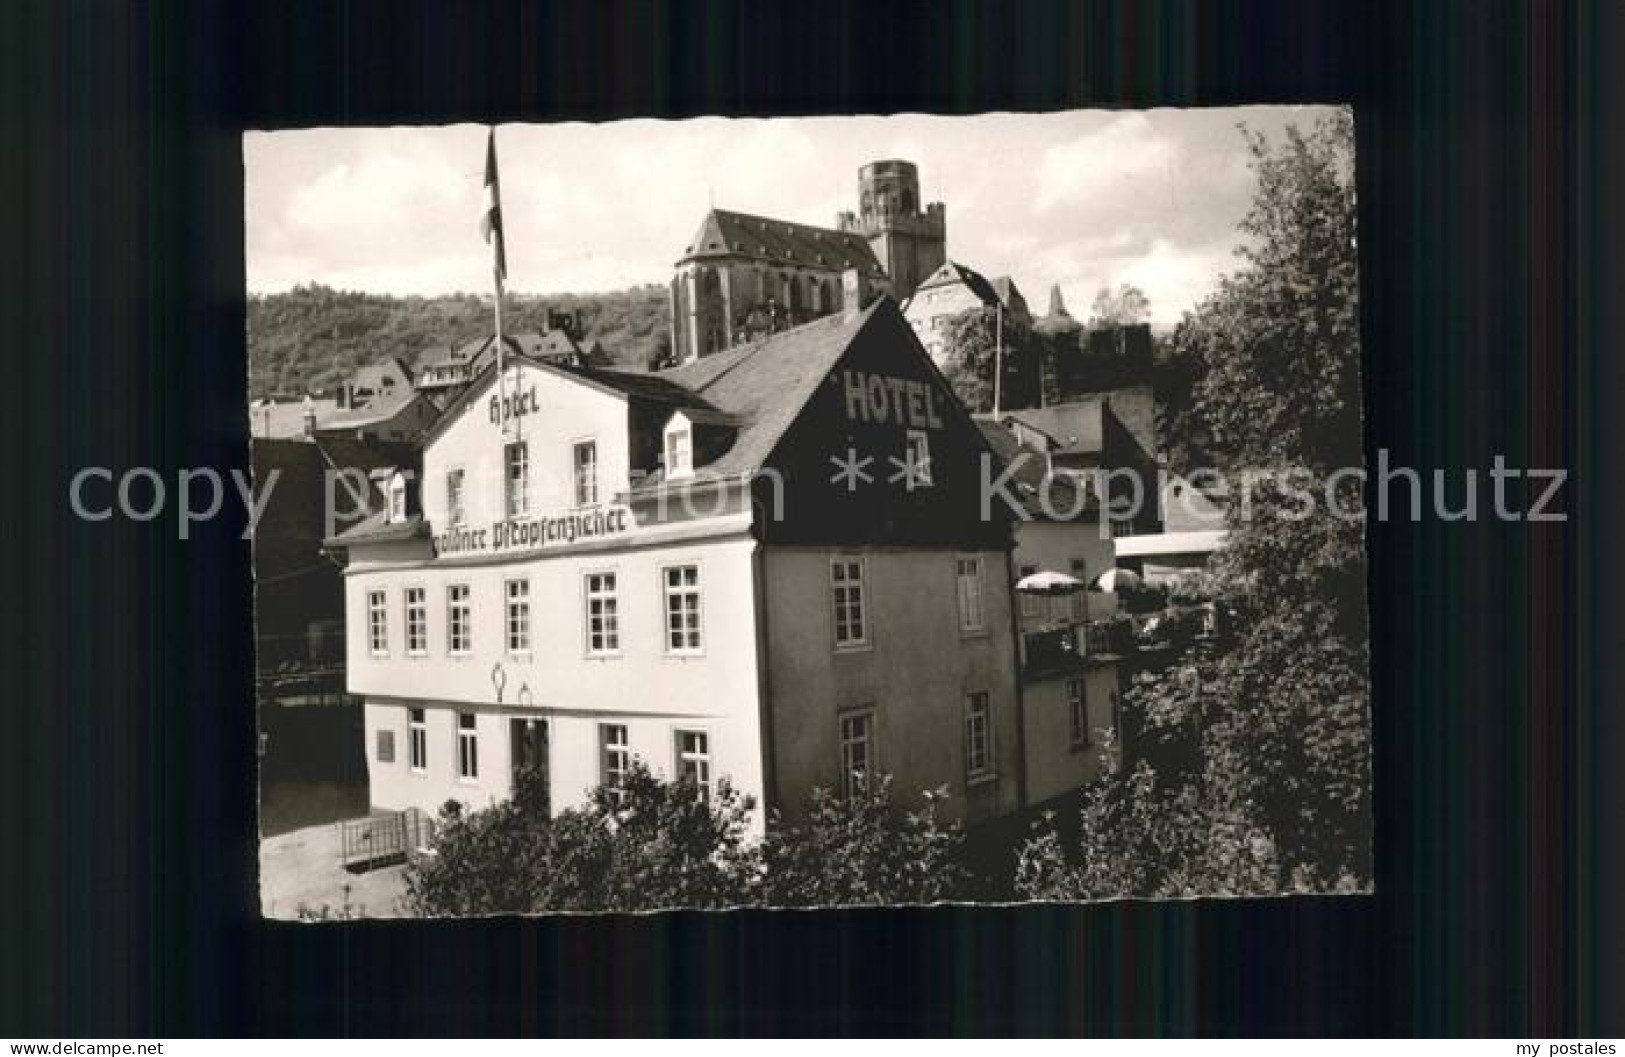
[[1015, 759, 1281, 901], [404, 762, 756, 915], [759, 777, 966, 907], [402, 765, 972, 915]]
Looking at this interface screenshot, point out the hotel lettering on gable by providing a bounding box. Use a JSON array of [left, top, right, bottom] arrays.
[[326, 297, 1023, 828]]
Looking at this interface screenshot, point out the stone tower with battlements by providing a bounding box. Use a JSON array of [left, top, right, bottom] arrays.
[[836, 160, 947, 304]]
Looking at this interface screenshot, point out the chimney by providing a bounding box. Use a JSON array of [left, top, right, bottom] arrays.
[[841, 268, 872, 318]]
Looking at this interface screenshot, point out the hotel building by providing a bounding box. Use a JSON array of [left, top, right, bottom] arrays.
[[326, 295, 1025, 829]]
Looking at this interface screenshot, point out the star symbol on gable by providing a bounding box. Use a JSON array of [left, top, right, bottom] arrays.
[[828, 448, 874, 492]]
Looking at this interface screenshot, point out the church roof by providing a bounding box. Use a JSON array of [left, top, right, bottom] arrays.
[[677, 208, 883, 274]]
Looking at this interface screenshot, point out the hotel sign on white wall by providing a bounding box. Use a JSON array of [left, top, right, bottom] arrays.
[[433, 506, 632, 558]]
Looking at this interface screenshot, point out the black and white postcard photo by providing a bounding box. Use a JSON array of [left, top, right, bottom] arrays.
[[246, 109, 1373, 918]]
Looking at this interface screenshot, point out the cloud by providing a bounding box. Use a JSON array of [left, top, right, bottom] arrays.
[[1033, 114, 1179, 214], [1115, 237, 1240, 326], [285, 153, 466, 234]]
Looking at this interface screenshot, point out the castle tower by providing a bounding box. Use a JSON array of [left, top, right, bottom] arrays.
[[836, 159, 946, 302]]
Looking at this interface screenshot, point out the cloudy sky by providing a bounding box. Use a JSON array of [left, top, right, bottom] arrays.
[[245, 106, 1339, 329]]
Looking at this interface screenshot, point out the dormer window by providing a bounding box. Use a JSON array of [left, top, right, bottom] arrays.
[[387, 471, 408, 523], [665, 424, 693, 479]]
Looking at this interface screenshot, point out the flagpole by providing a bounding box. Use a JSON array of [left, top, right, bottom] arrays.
[[495, 247, 506, 438], [993, 302, 1004, 417], [483, 125, 510, 438]]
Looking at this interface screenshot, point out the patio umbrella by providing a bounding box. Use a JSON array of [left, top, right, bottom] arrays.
[[1093, 568, 1144, 593], [1015, 569, 1086, 595]]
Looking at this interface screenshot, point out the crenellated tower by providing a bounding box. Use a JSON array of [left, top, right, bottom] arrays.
[[836, 159, 946, 303]]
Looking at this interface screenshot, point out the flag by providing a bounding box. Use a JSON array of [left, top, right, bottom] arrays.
[[481, 128, 507, 290]]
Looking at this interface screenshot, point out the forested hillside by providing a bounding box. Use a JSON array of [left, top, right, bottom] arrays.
[[247, 283, 672, 398]]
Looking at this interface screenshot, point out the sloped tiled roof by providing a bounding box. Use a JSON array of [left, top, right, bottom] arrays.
[[652, 301, 884, 484], [248, 397, 341, 439], [974, 418, 1097, 520], [991, 275, 1028, 314], [914, 260, 1001, 306], [324, 509, 430, 548], [425, 331, 583, 378], [678, 209, 883, 274], [312, 435, 418, 477], [320, 387, 428, 430], [570, 365, 724, 411], [1002, 398, 1109, 456], [349, 356, 415, 393]]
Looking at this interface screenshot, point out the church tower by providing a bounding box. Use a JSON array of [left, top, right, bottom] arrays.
[[836, 160, 946, 303]]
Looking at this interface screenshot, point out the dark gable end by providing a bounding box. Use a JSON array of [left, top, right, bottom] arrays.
[[755, 300, 1013, 549]]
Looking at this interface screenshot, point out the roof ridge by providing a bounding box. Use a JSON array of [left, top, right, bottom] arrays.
[[687, 335, 768, 394], [698, 304, 870, 393]]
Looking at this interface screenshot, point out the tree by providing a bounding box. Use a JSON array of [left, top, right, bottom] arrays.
[[246, 284, 672, 399], [1164, 112, 1360, 474], [939, 307, 1042, 413], [1086, 283, 1151, 329], [1018, 112, 1371, 898]]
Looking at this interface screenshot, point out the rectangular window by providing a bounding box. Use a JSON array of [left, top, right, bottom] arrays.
[[585, 572, 620, 655], [904, 429, 933, 487], [674, 729, 710, 799], [838, 711, 873, 800], [663, 565, 703, 654], [504, 441, 529, 518], [367, 590, 388, 654], [1019, 563, 1041, 619], [665, 428, 692, 477], [1067, 677, 1089, 747], [457, 712, 479, 780], [964, 691, 992, 781], [409, 708, 427, 772], [405, 587, 427, 655], [831, 557, 868, 649], [505, 578, 530, 654], [388, 479, 406, 522], [376, 729, 395, 764], [600, 723, 630, 796], [447, 583, 472, 655], [956, 556, 984, 632], [446, 468, 465, 526], [573, 440, 599, 507]]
